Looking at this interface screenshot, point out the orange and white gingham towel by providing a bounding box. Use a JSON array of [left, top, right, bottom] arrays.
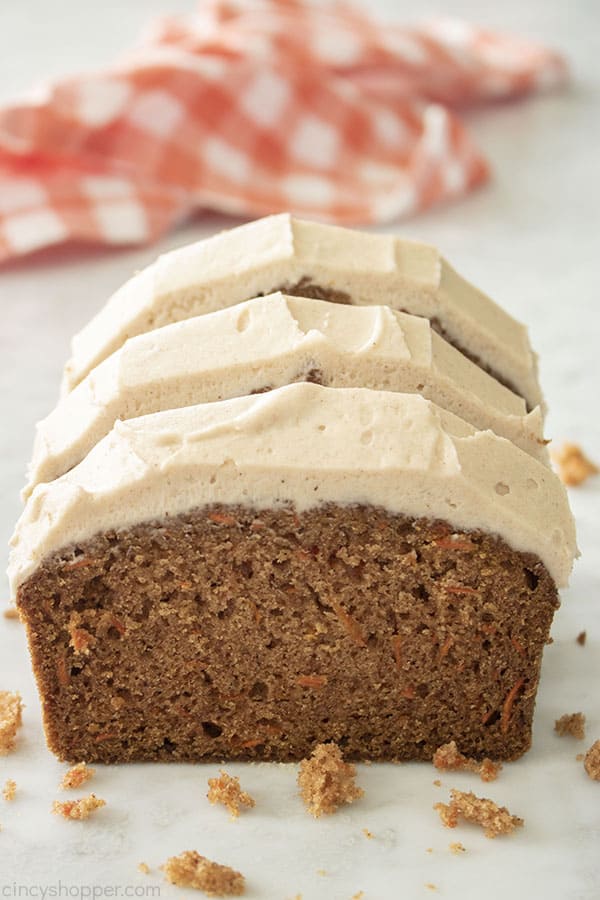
[[0, 0, 566, 263]]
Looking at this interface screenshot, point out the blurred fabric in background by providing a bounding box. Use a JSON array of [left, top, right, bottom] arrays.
[[0, 0, 566, 263]]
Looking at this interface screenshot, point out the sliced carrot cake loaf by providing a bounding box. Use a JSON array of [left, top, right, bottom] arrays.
[[26, 294, 546, 495], [60, 215, 542, 410], [10, 384, 576, 764]]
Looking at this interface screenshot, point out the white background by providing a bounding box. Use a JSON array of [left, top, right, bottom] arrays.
[[0, 1, 598, 898]]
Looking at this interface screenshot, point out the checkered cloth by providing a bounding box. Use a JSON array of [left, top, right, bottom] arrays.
[[0, 0, 566, 263]]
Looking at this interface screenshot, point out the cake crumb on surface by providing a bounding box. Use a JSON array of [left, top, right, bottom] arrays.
[[584, 740, 600, 780], [576, 631, 587, 646], [0, 692, 23, 755], [298, 742, 363, 817], [52, 794, 106, 820], [435, 789, 523, 838], [138, 863, 150, 874], [449, 842, 466, 854], [362, 828, 374, 839], [433, 779, 442, 787], [207, 770, 255, 818], [162, 850, 245, 896], [555, 713, 586, 740], [60, 762, 95, 790], [3, 607, 20, 620], [3, 779, 16, 801], [351, 893, 364, 899], [552, 443, 599, 486], [433, 741, 501, 782], [425, 885, 437, 891]]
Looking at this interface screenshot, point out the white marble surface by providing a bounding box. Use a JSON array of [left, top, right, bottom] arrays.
[[0, 1, 598, 897]]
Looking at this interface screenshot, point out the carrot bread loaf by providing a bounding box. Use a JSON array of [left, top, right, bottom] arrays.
[[10, 384, 576, 764], [27, 294, 546, 495], [60, 216, 542, 409]]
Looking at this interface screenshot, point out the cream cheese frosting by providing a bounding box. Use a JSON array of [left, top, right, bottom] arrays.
[[61, 215, 542, 410], [26, 294, 547, 497], [10, 383, 576, 595]]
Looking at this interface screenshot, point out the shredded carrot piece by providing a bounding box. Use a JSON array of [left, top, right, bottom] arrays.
[[438, 636, 454, 660], [108, 615, 126, 636], [208, 512, 237, 526], [240, 738, 263, 749], [500, 678, 526, 734], [296, 674, 328, 689], [65, 557, 94, 570], [481, 709, 495, 725], [94, 731, 117, 743], [434, 538, 474, 551], [480, 623, 498, 636], [401, 686, 416, 700], [445, 585, 479, 596], [511, 637, 526, 656], [330, 599, 366, 647], [56, 656, 69, 687]]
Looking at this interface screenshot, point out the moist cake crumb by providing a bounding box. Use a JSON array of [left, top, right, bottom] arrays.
[[162, 850, 245, 895], [576, 631, 587, 646], [138, 863, 150, 874], [435, 789, 523, 838], [449, 842, 466, 854], [60, 762, 95, 789], [52, 794, 106, 820], [16, 505, 560, 765], [0, 692, 23, 755], [433, 741, 502, 782], [3, 779, 16, 801], [583, 740, 600, 780], [207, 770, 255, 818], [298, 742, 363, 817], [552, 443, 599, 486], [554, 713, 586, 740]]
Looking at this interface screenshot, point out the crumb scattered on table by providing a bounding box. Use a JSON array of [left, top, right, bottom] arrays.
[[207, 770, 255, 819], [3, 607, 20, 620], [162, 850, 245, 896], [138, 863, 150, 874], [435, 789, 523, 838], [3, 779, 16, 801], [433, 741, 501, 782], [298, 742, 363, 817], [0, 691, 23, 755], [552, 443, 599, 486], [576, 631, 587, 646], [351, 893, 364, 900], [433, 778, 442, 787], [449, 841, 466, 854], [555, 713, 586, 740], [60, 761, 95, 790], [52, 794, 106, 820], [426, 848, 433, 853], [584, 740, 600, 781], [425, 885, 437, 892], [576, 753, 585, 762], [362, 828, 374, 839]]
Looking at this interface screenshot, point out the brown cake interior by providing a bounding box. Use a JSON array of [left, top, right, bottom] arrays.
[[17, 505, 558, 764]]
